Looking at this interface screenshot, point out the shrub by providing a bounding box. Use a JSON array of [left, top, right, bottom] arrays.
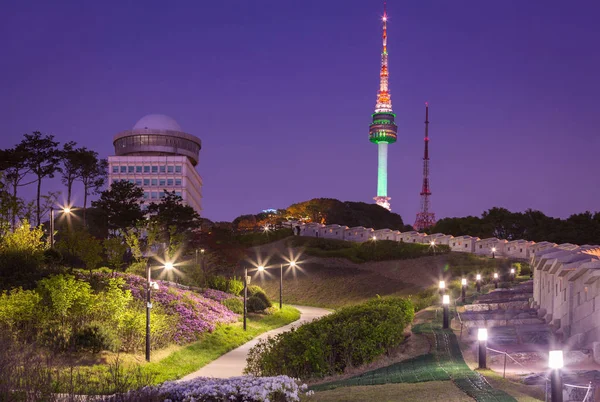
[[207, 275, 228, 292], [39, 326, 72, 352], [246, 296, 414, 378], [247, 295, 269, 313], [71, 323, 119, 353], [222, 297, 243, 314], [228, 277, 244, 296]]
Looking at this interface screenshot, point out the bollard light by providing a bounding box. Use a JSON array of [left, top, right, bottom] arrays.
[[439, 280, 445, 290], [476, 274, 481, 281], [442, 294, 450, 329], [461, 278, 467, 286], [478, 328, 488, 369], [476, 273, 482, 292], [493, 273, 498, 279], [510, 268, 515, 275], [461, 278, 467, 303], [493, 272, 499, 288], [549, 350, 564, 402]]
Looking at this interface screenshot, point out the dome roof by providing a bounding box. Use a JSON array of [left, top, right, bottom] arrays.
[[133, 114, 182, 131]]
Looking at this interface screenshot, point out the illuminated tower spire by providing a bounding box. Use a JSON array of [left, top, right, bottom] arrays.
[[369, 1, 398, 211], [414, 102, 436, 230]]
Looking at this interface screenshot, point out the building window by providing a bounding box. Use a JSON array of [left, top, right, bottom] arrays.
[[143, 192, 149, 199], [136, 166, 142, 173], [159, 191, 165, 198], [480, 245, 483, 249], [143, 179, 150, 186], [452, 243, 456, 246], [167, 179, 174, 186], [128, 166, 134, 173], [151, 166, 158, 173], [175, 191, 182, 197], [167, 166, 174, 173], [159, 179, 166, 186], [175, 179, 182, 186], [144, 166, 150, 173], [135, 180, 142, 186], [151, 192, 158, 199], [128, 179, 134, 184], [175, 166, 182, 173], [465, 244, 468, 248], [520, 248, 523, 253], [112, 166, 119, 173], [120, 166, 127, 173], [151, 179, 157, 186], [160, 165, 166, 173]]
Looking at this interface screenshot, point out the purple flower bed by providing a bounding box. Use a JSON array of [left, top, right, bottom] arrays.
[[156, 375, 312, 401], [200, 288, 237, 303], [87, 272, 238, 344]]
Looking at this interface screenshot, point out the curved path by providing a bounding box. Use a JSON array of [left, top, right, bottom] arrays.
[[180, 305, 331, 381]]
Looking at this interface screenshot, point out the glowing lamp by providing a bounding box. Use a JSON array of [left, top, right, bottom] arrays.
[[493, 273, 499, 279], [476, 274, 481, 281], [461, 278, 467, 286], [477, 328, 488, 341], [150, 281, 159, 290], [63, 207, 71, 214], [200, 249, 205, 254], [491, 247, 496, 252], [258, 265, 265, 272], [439, 280, 445, 290], [442, 294, 450, 305], [372, 236, 377, 241], [430, 241, 435, 246], [164, 262, 174, 270], [548, 350, 564, 369], [289, 261, 297, 268], [510, 268, 515, 274]]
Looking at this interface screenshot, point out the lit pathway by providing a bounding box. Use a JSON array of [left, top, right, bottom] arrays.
[[180, 305, 331, 380]]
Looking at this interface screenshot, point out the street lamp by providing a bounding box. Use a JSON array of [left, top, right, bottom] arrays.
[[510, 267, 516, 281], [549, 350, 564, 402], [478, 328, 488, 369], [442, 294, 450, 329], [49, 207, 72, 248], [146, 260, 173, 361], [476, 274, 482, 292], [491, 247, 496, 259], [439, 280, 446, 295], [430, 240, 436, 255], [493, 272, 499, 289], [243, 267, 252, 331], [461, 278, 467, 303]]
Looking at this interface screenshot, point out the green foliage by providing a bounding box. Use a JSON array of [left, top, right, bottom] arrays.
[[247, 294, 270, 313], [71, 323, 119, 353], [246, 297, 415, 378], [146, 191, 201, 246], [228, 277, 244, 296], [235, 228, 293, 247], [103, 236, 128, 272], [222, 297, 243, 314], [91, 181, 144, 234], [287, 237, 449, 263], [76, 231, 103, 271], [207, 275, 244, 295], [118, 305, 177, 352], [0, 288, 41, 337]]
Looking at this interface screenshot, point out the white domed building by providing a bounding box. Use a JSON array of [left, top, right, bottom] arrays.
[[108, 114, 203, 214]]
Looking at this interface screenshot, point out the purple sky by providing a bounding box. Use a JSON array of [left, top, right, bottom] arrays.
[[1, 0, 599, 223]]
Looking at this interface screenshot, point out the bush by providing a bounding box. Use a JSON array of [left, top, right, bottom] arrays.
[[228, 277, 244, 296], [247, 295, 269, 313], [246, 297, 414, 378], [71, 323, 119, 353], [222, 297, 243, 314], [208, 275, 228, 292], [39, 326, 72, 352]]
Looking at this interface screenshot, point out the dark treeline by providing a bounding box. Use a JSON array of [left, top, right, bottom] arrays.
[[430, 207, 600, 245]]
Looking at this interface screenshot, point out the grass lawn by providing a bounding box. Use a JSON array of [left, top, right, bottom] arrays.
[[307, 381, 470, 402], [68, 305, 300, 389]]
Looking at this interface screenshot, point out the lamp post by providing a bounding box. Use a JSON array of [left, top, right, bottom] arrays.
[[510, 267, 515, 281], [461, 278, 467, 303], [476, 274, 482, 293], [478, 328, 488, 369], [549, 350, 563, 402], [146, 260, 173, 361], [493, 272, 499, 289], [439, 280, 446, 295], [442, 294, 450, 329], [243, 267, 251, 331], [430, 240, 436, 255], [49, 207, 72, 248], [278, 261, 296, 310], [491, 247, 496, 259]]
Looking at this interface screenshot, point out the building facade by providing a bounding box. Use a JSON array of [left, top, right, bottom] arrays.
[[108, 114, 203, 214]]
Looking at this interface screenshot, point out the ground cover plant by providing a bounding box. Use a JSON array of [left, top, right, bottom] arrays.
[[246, 297, 414, 379], [287, 237, 449, 263]]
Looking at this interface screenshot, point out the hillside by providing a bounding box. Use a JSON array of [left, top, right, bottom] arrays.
[[246, 239, 513, 308]]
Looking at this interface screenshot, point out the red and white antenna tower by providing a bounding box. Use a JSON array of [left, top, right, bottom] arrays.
[[413, 102, 436, 231]]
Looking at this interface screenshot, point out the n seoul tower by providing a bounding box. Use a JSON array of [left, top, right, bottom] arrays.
[[369, 2, 398, 211]]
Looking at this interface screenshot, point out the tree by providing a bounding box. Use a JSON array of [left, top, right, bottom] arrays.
[[92, 181, 144, 234], [103, 236, 128, 273], [75, 231, 103, 274], [0, 146, 34, 228], [60, 141, 85, 206], [146, 191, 201, 244], [18, 132, 61, 226], [77, 150, 107, 225]]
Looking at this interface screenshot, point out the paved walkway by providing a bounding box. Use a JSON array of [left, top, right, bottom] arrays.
[[180, 305, 331, 380]]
